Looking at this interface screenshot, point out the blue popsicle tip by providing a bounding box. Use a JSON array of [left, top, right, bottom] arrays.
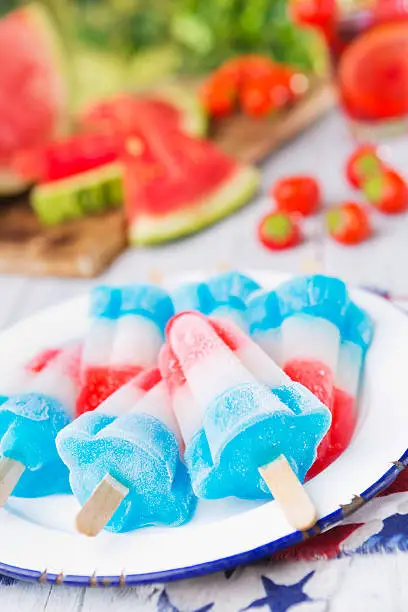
[[90, 284, 174, 334], [246, 290, 282, 334], [172, 272, 261, 329], [0, 393, 72, 497], [342, 301, 374, 353], [57, 412, 197, 533], [275, 275, 350, 328], [184, 381, 331, 501], [90, 286, 122, 319]]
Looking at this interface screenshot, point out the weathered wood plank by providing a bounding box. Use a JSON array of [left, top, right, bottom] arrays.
[[81, 584, 160, 611], [0, 582, 51, 612], [43, 586, 85, 612]]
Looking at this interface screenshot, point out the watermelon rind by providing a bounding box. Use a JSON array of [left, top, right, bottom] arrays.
[[129, 165, 259, 246], [0, 2, 70, 196], [31, 162, 123, 225], [150, 85, 208, 137]]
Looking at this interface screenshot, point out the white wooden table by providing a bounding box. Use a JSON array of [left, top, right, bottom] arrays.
[[1, 109, 408, 611]]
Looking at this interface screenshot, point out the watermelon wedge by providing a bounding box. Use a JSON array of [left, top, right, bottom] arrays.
[[81, 87, 207, 138], [15, 131, 125, 225], [153, 86, 208, 137], [0, 2, 68, 195], [124, 121, 259, 246], [14, 89, 206, 226]]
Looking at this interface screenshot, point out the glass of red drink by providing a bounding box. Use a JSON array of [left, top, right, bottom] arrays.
[[292, 0, 408, 140]]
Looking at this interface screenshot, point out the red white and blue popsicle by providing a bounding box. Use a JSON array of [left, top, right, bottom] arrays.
[[57, 368, 196, 535], [247, 275, 374, 476], [76, 284, 174, 415], [161, 311, 331, 530], [0, 343, 81, 504]]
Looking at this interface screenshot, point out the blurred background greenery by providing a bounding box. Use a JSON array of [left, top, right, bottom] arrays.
[[2, 0, 327, 109], [73, 0, 320, 71]]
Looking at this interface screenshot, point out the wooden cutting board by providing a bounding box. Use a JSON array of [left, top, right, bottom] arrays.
[[0, 198, 127, 278], [213, 80, 336, 164], [0, 81, 335, 278]]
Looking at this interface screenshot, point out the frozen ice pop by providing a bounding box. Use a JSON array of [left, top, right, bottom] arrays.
[[0, 344, 81, 504], [247, 275, 374, 477], [246, 290, 282, 363], [172, 272, 260, 331], [276, 276, 349, 408], [248, 276, 349, 406], [57, 368, 196, 535], [307, 301, 374, 477], [76, 284, 174, 415], [161, 311, 331, 530]]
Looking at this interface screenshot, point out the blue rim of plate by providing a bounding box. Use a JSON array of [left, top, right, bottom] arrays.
[[0, 448, 407, 587]]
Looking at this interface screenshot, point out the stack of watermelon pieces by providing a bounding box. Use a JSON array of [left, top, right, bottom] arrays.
[[1, 2, 259, 245]]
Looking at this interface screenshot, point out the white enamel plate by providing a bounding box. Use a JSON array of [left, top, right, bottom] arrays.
[[0, 272, 406, 587]]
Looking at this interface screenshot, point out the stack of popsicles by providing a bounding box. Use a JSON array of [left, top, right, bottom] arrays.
[[0, 272, 373, 537]]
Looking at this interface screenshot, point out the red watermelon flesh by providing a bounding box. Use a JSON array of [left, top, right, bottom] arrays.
[[123, 106, 259, 245], [0, 4, 67, 190], [125, 123, 237, 217], [13, 130, 123, 184], [14, 94, 201, 185], [82, 96, 184, 137]]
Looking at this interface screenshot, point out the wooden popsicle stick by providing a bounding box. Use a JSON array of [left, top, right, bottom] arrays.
[[76, 474, 129, 537], [0, 457, 25, 507], [259, 455, 317, 531]]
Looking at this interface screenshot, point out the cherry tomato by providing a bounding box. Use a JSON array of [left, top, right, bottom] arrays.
[[363, 169, 408, 214], [258, 211, 302, 250], [346, 145, 385, 188], [271, 175, 321, 216], [240, 81, 274, 118], [326, 202, 372, 245], [200, 72, 237, 118]]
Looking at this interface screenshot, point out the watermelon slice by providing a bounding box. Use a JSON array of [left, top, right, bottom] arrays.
[[15, 88, 206, 226], [14, 131, 124, 183], [159, 86, 208, 137], [81, 87, 207, 138], [124, 121, 259, 246], [0, 3, 68, 195], [13, 131, 124, 225]]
